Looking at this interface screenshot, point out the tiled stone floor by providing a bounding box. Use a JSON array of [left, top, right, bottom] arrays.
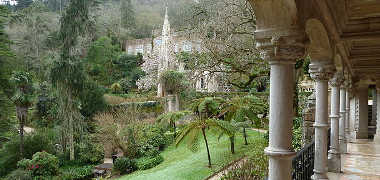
[[327, 139, 380, 180]]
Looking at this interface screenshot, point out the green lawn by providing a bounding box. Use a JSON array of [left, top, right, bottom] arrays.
[[118, 129, 265, 180]]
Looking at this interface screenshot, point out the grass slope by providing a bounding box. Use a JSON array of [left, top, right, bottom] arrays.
[[119, 129, 264, 180]]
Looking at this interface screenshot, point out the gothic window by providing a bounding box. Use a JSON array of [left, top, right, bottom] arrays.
[[200, 77, 205, 89]]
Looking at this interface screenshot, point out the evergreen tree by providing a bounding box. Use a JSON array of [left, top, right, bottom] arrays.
[[120, 0, 135, 29], [51, 0, 96, 161], [0, 5, 16, 138]]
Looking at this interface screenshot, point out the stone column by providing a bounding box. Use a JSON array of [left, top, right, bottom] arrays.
[[339, 86, 347, 154], [345, 85, 351, 143], [265, 59, 296, 180], [356, 82, 369, 139], [374, 82, 380, 143], [310, 62, 334, 180], [372, 88, 377, 127], [327, 72, 342, 173]]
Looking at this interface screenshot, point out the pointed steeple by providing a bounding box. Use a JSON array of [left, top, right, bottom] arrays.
[[162, 7, 170, 37]]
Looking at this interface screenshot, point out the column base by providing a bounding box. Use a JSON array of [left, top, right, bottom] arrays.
[[355, 131, 368, 139], [327, 152, 341, 173]]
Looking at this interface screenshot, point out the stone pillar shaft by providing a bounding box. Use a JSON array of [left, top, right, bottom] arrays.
[[265, 60, 296, 180], [374, 86, 380, 143], [339, 88, 347, 153], [310, 63, 334, 180], [328, 78, 341, 172], [356, 84, 369, 139], [372, 88, 377, 126], [314, 79, 329, 179], [345, 90, 350, 142]]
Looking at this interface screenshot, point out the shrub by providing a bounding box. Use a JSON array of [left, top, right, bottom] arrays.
[[18, 151, 59, 177], [159, 70, 187, 94], [79, 81, 107, 119], [0, 129, 56, 176], [111, 83, 122, 94], [61, 165, 94, 180], [76, 135, 104, 165], [5, 169, 32, 180], [222, 136, 268, 179], [136, 155, 164, 170], [113, 157, 137, 174]]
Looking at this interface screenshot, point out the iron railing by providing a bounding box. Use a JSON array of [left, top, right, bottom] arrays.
[[291, 140, 315, 180], [292, 128, 331, 180]]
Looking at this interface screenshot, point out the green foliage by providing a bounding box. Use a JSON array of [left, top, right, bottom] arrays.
[[61, 165, 95, 180], [5, 169, 32, 180], [189, 97, 224, 118], [120, 0, 135, 29], [17, 151, 59, 177], [111, 83, 122, 94], [0, 129, 56, 176], [136, 155, 164, 170], [222, 95, 267, 128], [292, 117, 303, 151], [175, 118, 235, 153], [221, 135, 268, 179], [86, 37, 144, 89], [157, 111, 191, 124], [138, 124, 168, 153], [160, 70, 187, 94], [114, 157, 137, 174], [76, 137, 104, 165], [78, 81, 107, 119], [10, 71, 35, 107]]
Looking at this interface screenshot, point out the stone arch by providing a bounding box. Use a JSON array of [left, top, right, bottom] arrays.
[[248, 0, 298, 30], [305, 18, 333, 62]]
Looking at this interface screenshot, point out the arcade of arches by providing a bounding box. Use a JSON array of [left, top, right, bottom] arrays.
[[247, 0, 380, 179]]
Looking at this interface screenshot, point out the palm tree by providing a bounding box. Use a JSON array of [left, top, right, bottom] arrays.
[[175, 118, 234, 168], [176, 97, 234, 167], [220, 95, 266, 145], [10, 71, 34, 157], [156, 110, 191, 138]]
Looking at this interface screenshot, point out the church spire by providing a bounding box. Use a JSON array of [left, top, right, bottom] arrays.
[[162, 7, 170, 37]]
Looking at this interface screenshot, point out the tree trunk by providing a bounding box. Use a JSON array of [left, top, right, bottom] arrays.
[[173, 122, 176, 138], [202, 128, 211, 168], [69, 114, 74, 160], [230, 136, 235, 154], [16, 106, 27, 158], [243, 127, 248, 145]]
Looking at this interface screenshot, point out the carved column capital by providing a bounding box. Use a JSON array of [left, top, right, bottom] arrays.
[[309, 63, 335, 81], [258, 35, 305, 63], [329, 72, 344, 87]]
